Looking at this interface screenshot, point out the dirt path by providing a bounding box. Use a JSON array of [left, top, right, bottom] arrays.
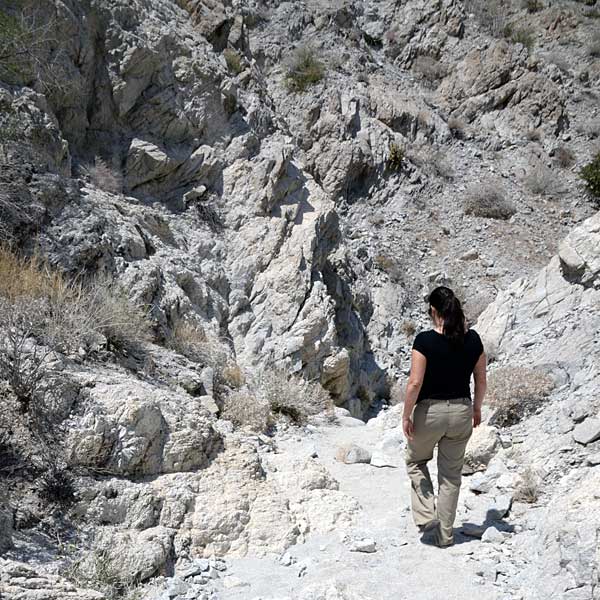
[[219, 414, 503, 600]]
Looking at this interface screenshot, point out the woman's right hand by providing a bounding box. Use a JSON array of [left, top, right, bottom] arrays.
[[473, 407, 482, 428]]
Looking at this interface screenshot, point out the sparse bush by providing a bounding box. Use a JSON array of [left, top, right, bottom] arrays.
[[0, 5, 81, 103], [412, 55, 448, 87], [65, 543, 138, 600], [387, 142, 404, 172], [223, 48, 243, 74], [580, 151, 600, 199], [252, 367, 335, 425], [80, 157, 123, 195], [463, 182, 516, 219], [523, 161, 561, 195], [400, 320, 416, 337], [220, 389, 272, 433], [0, 246, 153, 358], [38, 466, 75, 504], [513, 466, 540, 503], [285, 45, 325, 92], [487, 366, 555, 427], [373, 252, 405, 283], [86, 276, 152, 353], [553, 145, 575, 168]]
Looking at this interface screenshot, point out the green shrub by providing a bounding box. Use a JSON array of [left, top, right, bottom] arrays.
[[580, 151, 600, 199], [285, 46, 325, 92], [223, 48, 243, 75], [387, 142, 404, 171]]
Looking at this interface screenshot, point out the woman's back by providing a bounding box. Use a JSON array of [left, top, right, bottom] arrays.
[[412, 328, 483, 401]]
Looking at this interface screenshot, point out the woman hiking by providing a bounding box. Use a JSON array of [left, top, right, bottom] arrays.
[[402, 286, 487, 547]]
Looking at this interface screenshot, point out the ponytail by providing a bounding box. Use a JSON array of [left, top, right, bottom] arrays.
[[428, 286, 466, 345]]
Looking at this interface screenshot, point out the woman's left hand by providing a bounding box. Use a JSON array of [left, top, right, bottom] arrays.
[[402, 417, 414, 441]]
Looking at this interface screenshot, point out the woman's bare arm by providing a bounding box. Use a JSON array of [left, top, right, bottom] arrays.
[[472, 352, 487, 427], [402, 349, 427, 440]]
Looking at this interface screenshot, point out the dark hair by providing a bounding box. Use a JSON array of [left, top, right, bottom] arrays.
[[428, 286, 466, 344]]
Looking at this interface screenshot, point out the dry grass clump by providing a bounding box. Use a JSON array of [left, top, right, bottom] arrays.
[[462, 0, 507, 37], [223, 47, 243, 75], [252, 367, 335, 425], [487, 366, 555, 427], [0, 246, 152, 358], [80, 156, 123, 195], [463, 182, 516, 219], [412, 56, 448, 87], [513, 466, 540, 504], [220, 389, 272, 433], [543, 52, 571, 75], [576, 118, 600, 139], [523, 161, 561, 195], [400, 320, 416, 337], [285, 45, 325, 92], [521, 0, 544, 12], [553, 146, 575, 168]]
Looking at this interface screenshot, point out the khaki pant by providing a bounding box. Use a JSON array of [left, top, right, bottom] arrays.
[[405, 398, 473, 546]]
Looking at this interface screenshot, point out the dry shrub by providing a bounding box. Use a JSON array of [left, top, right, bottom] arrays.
[[0, 246, 152, 356], [400, 320, 416, 337], [553, 146, 575, 168], [513, 466, 540, 503], [252, 367, 335, 425], [387, 142, 404, 171], [544, 52, 570, 74], [463, 182, 516, 219], [220, 389, 272, 433], [80, 157, 123, 195], [521, 0, 544, 13], [412, 56, 447, 86], [526, 127, 542, 142], [487, 366, 555, 427], [523, 161, 561, 195]]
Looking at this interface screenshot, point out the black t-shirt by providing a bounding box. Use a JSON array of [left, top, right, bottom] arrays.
[[412, 329, 484, 402]]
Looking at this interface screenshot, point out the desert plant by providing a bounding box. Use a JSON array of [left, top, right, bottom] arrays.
[[487, 366, 555, 427], [285, 45, 325, 92], [513, 466, 540, 503], [38, 466, 75, 504], [387, 142, 404, 172], [543, 52, 570, 74], [553, 145, 575, 168], [80, 157, 123, 195], [525, 127, 542, 142], [463, 182, 516, 219], [400, 320, 416, 337], [252, 367, 335, 425], [0, 4, 80, 103], [523, 161, 561, 195], [580, 151, 600, 199], [85, 276, 153, 353], [220, 388, 272, 433], [223, 47, 243, 74]]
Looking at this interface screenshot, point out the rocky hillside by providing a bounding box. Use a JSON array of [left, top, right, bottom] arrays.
[[0, 0, 599, 598]]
